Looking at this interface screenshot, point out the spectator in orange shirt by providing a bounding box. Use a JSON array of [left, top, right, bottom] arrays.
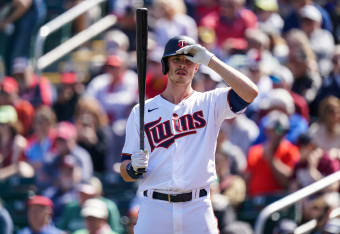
[[245, 110, 300, 197]]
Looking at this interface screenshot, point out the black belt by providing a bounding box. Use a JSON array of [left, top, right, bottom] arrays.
[[143, 189, 207, 202]]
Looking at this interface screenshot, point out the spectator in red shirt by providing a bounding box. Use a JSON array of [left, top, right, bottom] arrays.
[[199, 0, 257, 54], [146, 48, 168, 99], [245, 110, 300, 197], [193, 0, 219, 23]]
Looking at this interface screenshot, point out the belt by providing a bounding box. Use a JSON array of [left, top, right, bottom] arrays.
[[143, 189, 207, 202]]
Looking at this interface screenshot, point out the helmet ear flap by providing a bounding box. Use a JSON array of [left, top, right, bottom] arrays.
[[161, 57, 169, 75]]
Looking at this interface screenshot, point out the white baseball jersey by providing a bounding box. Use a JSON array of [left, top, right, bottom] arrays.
[[121, 87, 242, 194]]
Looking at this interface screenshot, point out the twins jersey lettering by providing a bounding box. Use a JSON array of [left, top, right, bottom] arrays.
[[121, 87, 243, 194]]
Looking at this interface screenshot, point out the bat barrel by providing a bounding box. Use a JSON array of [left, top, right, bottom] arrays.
[[136, 8, 148, 150]]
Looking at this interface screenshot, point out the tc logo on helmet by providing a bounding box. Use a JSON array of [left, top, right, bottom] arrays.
[[177, 40, 188, 48]]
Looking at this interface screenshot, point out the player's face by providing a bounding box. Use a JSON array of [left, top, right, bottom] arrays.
[[167, 55, 199, 85]]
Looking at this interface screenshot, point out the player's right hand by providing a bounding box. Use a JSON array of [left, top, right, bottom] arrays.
[[176, 44, 214, 66], [131, 150, 149, 173]]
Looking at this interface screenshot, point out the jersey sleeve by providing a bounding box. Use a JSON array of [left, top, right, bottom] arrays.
[[120, 106, 140, 161], [211, 88, 247, 126]]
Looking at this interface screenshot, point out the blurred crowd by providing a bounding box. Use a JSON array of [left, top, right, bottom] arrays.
[[1, 0, 340, 233]]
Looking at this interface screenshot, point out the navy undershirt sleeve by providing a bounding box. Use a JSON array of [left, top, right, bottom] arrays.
[[228, 89, 250, 113]]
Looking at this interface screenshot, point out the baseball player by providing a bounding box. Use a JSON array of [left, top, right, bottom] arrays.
[[120, 36, 258, 234]]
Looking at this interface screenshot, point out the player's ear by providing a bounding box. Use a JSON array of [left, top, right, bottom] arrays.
[[194, 64, 199, 73]]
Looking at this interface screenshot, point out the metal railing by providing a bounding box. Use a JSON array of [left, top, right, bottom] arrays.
[[254, 171, 340, 234], [33, 0, 116, 74]]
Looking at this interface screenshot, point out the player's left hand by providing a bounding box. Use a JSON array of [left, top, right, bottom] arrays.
[[131, 150, 149, 173], [176, 44, 214, 66]]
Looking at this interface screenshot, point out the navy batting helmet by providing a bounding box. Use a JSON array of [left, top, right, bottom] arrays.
[[161, 36, 196, 75]]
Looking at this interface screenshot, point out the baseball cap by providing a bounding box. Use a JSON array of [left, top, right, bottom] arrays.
[[255, 0, 278, 11], [12, 57, 29, 74], [77, 183, 97, 195], [0, 76, 19, 94], [0, 105, 17, 124], [324, 218, 340, 234], [61, 72, 77, 84], [55, 121, 77, 140], [270, 65, 293, 87], [263, 110, 290, 133], [198, 26, 216, 44], [81, 198, 108, 219], [27, 195, 53, 208], [199, 66, 222, 82], [300, 5, 322, 23], [261, 88, 295, 115]]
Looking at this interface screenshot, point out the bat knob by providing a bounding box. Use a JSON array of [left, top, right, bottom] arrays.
[[137, 168, 147, 173]]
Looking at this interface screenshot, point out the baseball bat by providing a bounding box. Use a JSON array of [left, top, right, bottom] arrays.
[[136, 8, 148, 163]]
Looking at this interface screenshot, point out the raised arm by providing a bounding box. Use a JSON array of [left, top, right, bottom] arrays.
[[176, 44, 258, 103], [208, 56, 258, 103]]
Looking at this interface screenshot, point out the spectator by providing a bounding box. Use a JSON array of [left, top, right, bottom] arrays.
[[0, 105, 34, 180], [311, 45, 340, 118], [0, 76, 35, 136], [74, 96, 112, 173], [290, 132, 340, 192], [221, 114, 259, 155], [152, 0, 198, 47], [104, 29, 130, 56], [85, 52, 138, 124], [0, 202, 13, 234], [0, 0, 46, 75], [285, 29, 321, 103], [282, 0, 333, 33], [193, 65, 222, 92], [254, 0, 284, 35], [215, 145, 247, 206], [73, 198, 118, 234], [145, 47, 168, 99], [42, 121, 93, 184], [245, 28, 279, 70], [43, 155, 81, 222], [200, 0, 257, 54], [17, 195, 64, 234], [11, 57, 54, 107], [301, 192, 340, 233], [254, 88, 309, 145], [57, 177, 123, 234], [270, 64, 310, 123], [245, 110, 300, 197], [53, 72, 83, 122], [111, 4, 138, 52], [272, 219, 297, 234], [25, 105, 56, 191], [192, 0, 219, 23], [299, 5, 335, 76], [309, 96, 340, 155], [243, 56, 273, 122]]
